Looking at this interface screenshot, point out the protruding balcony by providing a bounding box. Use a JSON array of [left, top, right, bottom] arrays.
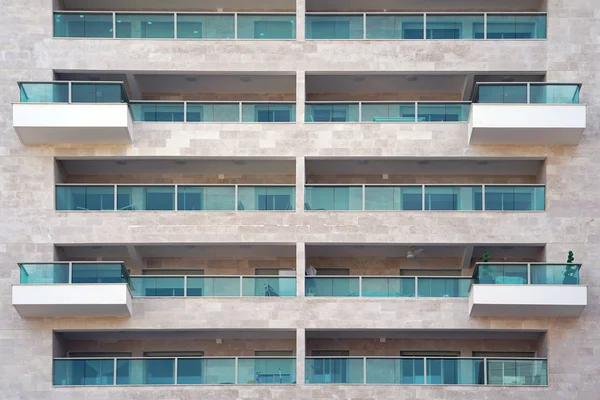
[[12, 262, 132, 317], [469, 263, 587, 317], [469, 83, 586, 145], [13, 82, 132, 145]]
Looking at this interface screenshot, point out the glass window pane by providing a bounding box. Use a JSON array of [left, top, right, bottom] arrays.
[[305, 104, 360, 122], [417, 278, 471, 297], [476, 85, 527, 103], [19, 83, 69, 103], [424, 186, 482, 210], [425, 15, 484, 39], [418, 103, 470, 122], [130, 103, 185, 122], [529, 84, 580, 104], [71, 83, 126, 103], [54, 359, 115, 386], [306, 277, 360, 297], [487, 359, 547, 386], [130, 276, 185, 296], [305, 186, 363, 210], [56, 185, 115, 210], [426, 358, 484, 384], [361, 103, 415, 122], [242, 104, 295, 122], [177, 186, 235, 210], [242, 276, 296, 296], [116, 14, 175, 38], [486, 14, 546, 39], [238, 358, 296, 384], [476, 264, 528, 284], [177, 14, 235, 39], [365, 186, 422, 210], [530, 264, 580, 284], [237, 186, 295, 210], [71, 263, 127, 284], [177, 358, 236, 384], [306, 15, 364, 39], [485, 186, 545, 211], [366, 15, 424, 39], [54, 13, 113, 38], [186, 103, 239, 122], [19, 263, 70, 284], [366, 358, 424, 384], [185, 277, 240, 296], [361, 277, 416, 297], [117, 186, 175, 210], [116, 359, 175, 385], [237, 15, 296, 39]]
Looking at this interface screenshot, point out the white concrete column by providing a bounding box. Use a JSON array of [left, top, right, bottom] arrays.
[[296, 70, 305, 124], [296, 0, 305, 41], [296, 156, 305, 212], [296, 328, 306, 384], [296, 242, 305, 297]]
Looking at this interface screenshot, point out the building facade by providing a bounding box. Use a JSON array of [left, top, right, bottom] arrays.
[[1, 0, 599, 398]]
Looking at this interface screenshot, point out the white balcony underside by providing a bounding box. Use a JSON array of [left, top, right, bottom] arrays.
[[12, 283, 133, 317], [12, 103, 133, 145], [468, 104, 586, 145], [469, 284, 587, 317]]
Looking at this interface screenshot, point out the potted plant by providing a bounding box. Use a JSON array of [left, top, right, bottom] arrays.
[[563, 251, 578, 284], [478, 250, 495, 284]]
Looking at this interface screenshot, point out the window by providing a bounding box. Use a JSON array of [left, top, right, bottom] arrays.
[[142, 269, 204, 276], [68, 352, 132, 358], [315, 268, 350, 275], [401, 351, 460, 357], [255, 351, 294, 356], [143, 351, 205, 357], [256, 108, 291, 122], [311, 350, 350, 356], [253, 21, 293, 39], [400, 269, 462, 276], [311, 21, 350, 39], [472, 351, 535, 358]]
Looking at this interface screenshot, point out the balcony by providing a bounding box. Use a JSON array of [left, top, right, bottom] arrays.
[[469, 263, 587, 317], [12, 262, 132, 317], [13, 82, 132, 145], [469, 83, 586, 144]]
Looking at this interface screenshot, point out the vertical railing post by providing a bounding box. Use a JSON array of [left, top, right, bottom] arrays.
[[423, 357, 427, 384], [174, 357, 178, 384], [114, 184, 118, 210], [235, 184, 239, 210], [174, 184, 179, 210], [483, 13, 487, 39], [68, 262, 73, 284], [234, 357, 239, 384], [362, 13, 367, 39], [414, 277, 419, 297], [527, 83, 531, 104], [414, 101, 418, 122], [483, 357, 488, 385], [239, 276, 243, 297], [422, 185, 426, 211], [183, 102, 187, 122], [358, 101, 362, 122], [482, 184, 486, 210], [112, 12, 117, 38], [238, 101, 243, 122], [423, 13, 427, 39], [363, 357, 367, 384], [183, 275, 188, 297], [113, 358, 118, 385], [362, 184, 366, 210], [173, 13, 178, 39], [68, 82, 72, 103], [234, 13, 238, 39], [527, 263, 532, 284], [358, 276, 363, 297]]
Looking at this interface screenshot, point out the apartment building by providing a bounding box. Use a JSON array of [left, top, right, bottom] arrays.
[[1, 0, 598, 398]]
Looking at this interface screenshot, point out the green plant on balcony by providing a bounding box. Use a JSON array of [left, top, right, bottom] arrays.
[[563, 251, 578, 284], [478, 250, 495, 284]]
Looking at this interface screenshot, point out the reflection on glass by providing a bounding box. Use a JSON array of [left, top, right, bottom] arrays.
[[56, 185, 115, 211], [530, 264, 580, 285], [116, 359, 175, 385], [366, 358, 424, 384], [366, 15, 424, 39], [361, 103, 416, 122], [306, 15, 364, 39], [487, 359, 547, 386], [19, 83, 68, 103], [186, 103, 240, 122], [54, 13, 113, 38], [305, 186, 363, 210], [361, 277, 416, 297], [54, 359, 115, 386], [306, 277, 360, 297], [305, 104, 360, 122], [242, 276, 296, 297], [426, 358, 485, 384], [130, 276, 185, 296], [71, 83, 127, 103], [19, 263, 70, 284], [176, 14, 235, 39], [484, 186, 545, 211], [130, 103, 185, 122], [238, 358, 296, 384], [116, 14, 175, 38], [365, 186, 422, 210], [177, 358, 236, 384], [417, 278, 471, 297], [237, 15, 296, 39], [177, 186, 235, 210], [241, 103, 295, 122], [117, 186, 175, 210], [425, 15, 484, 39], [305, 358, 364, 383], [424, 186, 482, 210], [237, 186, 295, 210], [475, 264, 528, 284], [486, 14, 546, 39], [417, 103, 470, 122], [71, 263, 128, 284], [476, 85, 528, 103], [186, 277, 240, 296], [529, 84, 580, 104]]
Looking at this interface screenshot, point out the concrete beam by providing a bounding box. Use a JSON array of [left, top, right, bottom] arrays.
[[126, 245, 144, 270], [461, 245, 474, 269]]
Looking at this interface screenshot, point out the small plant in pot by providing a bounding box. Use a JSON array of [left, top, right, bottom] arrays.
[[563, 251, 578, 284], [478, 250, 495, 284]]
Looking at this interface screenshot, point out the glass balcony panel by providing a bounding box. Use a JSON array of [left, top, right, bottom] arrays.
[[364, 186, 423, 210], [237, 186, 295, 211], [130, 276, 185, 296], [241, 103, 295, 122], [19, 263, 70, 284], [54, 13, 114, 38], [426, 358, 485, 384], [130, 103, 185, 122], [305, 358, 364, 383], [486, 14, 546, 39], [306, 15, 364, 39], [237, 15, 296, 39], [242, 276, 296, 297], [186, 277, 240, 296], [361, 103, 416, 122], [177, 358, 236, 384], [305, 186, 363, 210], [306, 277, 360, 297], [418, 103, 470, 122], [116, 14, 174, 38], [238, 358, 296, 384], [55, 185, 115, 211], [19, 82, 69, 103], [71, 263, 127, 284], [529, 84, 580, 104], [424, 186, 483, 210], [70, 83, 127, 103], [176, 14, 235, 39], [476, 85, 528, 103], [361, 277, 416, 297], [186, 103, 240, 122], [487, 359, 547, 386], [417, 278, 471, 297], [116, 359, 175, 385], [116, 186, 175, 210], [54, 359, 115, 386], [425, 15, 484, 39], [476, 264, 529, 284], [530, 264, 581, 285], [366, 358, 424, 384], [366, 15, 424, 39], [177, 186, 235, 210], [484, 186, 545, 211], [305, 103, 360, 122]]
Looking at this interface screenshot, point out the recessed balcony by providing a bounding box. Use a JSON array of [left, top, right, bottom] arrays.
[[469, 83, 586, 145], [12, 262, 133, 317], [13, 82, 133, 145], [469, 263, 587, 317]]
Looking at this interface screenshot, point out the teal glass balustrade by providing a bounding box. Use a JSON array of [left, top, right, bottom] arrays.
[[186, 103, 240, 122], [484, 186, 545, 211], [305, 186, 363, 210], [19, 82, 69, 103], [486, 14, 546, 39], [242, 276, 296, 296], [186, 277, 240, 296], [529, 84, 580, 104], [487, 359, 547, 386], [56, 185, 115, 211], [130, 276, 185, 296], [305, 277, 360, 297], [366, 358, 424, 384], [424, 186, 482, 210], [305, 103, 359, 122], [475, 85, 528, 103], [361, 277, 416, 297], [425, 14, 484, 39], [238, 358, 296, 384], [361, 103, 417, 122], [176, 14, 235, 39], [364, 186, 423, 210], [54, 13, 113, 38], [530, 264, 581, 285], [71, 263, 129, 284], [237, 14, 296, 39], [366, 15, 424, 39], [241, 103, 296, 122], [426, 358, 485, 384], [417, 277, 471, 297], [237, 186, 295, 210], [130, 103, 185, 122], [19, 263, 70, 284], [71, 83, 128, 103], [305, 358, 364, 383], [116, 359, 175, 385], [306, 15, 363, 39], [177, 358, 236, 384], [116, 186, 175, 210], [177, 186, 236, 210], [116, 14, 175, 38], [474, 264, 529, 285], [54, 359, 115, 386], [417, 103, 470, 122]]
